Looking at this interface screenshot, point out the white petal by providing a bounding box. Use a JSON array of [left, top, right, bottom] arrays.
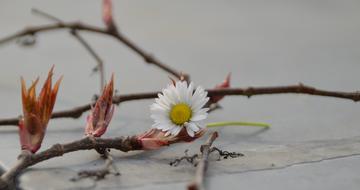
[[191, 86, 208, 109], [198, 107, 210, 113], [194, 121, 206, 129], [185, 82, 194, 104], [165, 130, 171, 136], [192, 108, 209, 117], [191, 108, 209, 121], [158, 93, 172, 108], [186, 126, 195, 137], [170, 85, 181, 103], [152, 123, 161, 128], [150, 106, 167, 115], [160, 123, 172, 131], [150, 81, 211, 136], [170, 126, 182, 136], [155, 96, 170, 110], [187, 122, 199, 132], [191, 113, 207, 122], [192, 97, 209, 113], [175, 81, 183, 98], [150, 103, 167, 112], [163, 89, 177, 105]]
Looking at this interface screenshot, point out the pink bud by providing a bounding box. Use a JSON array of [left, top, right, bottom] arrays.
[[136, 128, 206, 150], [210, 73, 231, 103], [85, 75, 115, 137], [102, 0, 114, 29]]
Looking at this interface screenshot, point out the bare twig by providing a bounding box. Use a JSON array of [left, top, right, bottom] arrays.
[[169, 147, 243, 166], [188, 132, 218, 190], [70, 29, 105, 90], [0, 136, 141, 189], [32, 8, 105, 90], [108, 29, 189, 81], [31, 8, 62, 22], [1, 84, 359, 126], [169, 149, 199, 167], [0, 20, 188, 80], [210, 147, 244, 160]]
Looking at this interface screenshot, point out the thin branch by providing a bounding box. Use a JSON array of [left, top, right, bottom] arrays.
[[32, 8, 105, 90], [108, 30, 189, 81], [0, 136, 141, 188], [70, 30, 105, 90], [1, 84, 359, 126], [31, 8, 62, 23], [169, 149, 199, 167], [0, 20, 188, 80], [169, 147, 243, 166], [210, 147, 244, 160], [187, 132, 219, 190]]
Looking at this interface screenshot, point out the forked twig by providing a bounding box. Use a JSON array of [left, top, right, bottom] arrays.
[[0, 17, 188, 80], [0, 136, 141, 189], [187, 132, 218, 190], [32, 8, 105, 90]]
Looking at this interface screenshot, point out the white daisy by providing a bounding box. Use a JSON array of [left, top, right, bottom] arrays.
[[150, 81, 209, 137]]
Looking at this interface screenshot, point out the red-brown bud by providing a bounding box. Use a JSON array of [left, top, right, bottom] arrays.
[[85, 75, 115, 137], [102, 0, 115, 30], [209, 73, 231, 103], [19, 67, 62, 153], [136, 128, 206, 150]]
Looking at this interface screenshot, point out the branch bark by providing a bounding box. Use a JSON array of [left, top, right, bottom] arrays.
[[72, 150, 120, 181], [0, 136, 141, 189], [1, 84, 359, 126], [32, 8, 106, 91], [0, 21, 187, 81], [187, 132, 218, 190]]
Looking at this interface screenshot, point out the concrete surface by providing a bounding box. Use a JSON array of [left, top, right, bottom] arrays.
[[0, 0, 360, 189]]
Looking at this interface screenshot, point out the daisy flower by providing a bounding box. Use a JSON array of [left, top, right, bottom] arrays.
[[150, 81, 209, 137]]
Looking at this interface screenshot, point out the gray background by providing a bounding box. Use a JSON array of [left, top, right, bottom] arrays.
[[0, 0, 360, 189]]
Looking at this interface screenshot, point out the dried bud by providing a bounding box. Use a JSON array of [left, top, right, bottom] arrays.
[[209, 73, 231, 103], [136, 128, 206, 150], [85, 75, 115, 137], [19, 67, 62, 153], [102, 0, 115, 30]]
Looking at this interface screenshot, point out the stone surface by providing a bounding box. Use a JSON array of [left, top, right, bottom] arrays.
[[18, 136, 360, 189], [0, 0, 360, 189]]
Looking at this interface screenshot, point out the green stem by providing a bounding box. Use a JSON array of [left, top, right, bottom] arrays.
[[206, 121, 270, 128]]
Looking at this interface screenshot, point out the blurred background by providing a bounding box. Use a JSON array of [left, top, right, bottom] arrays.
[[0, 0, 360, 189]]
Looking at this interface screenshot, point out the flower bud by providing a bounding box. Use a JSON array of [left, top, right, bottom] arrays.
[[209, 73, 231, 103], [136, 128, 206, 150], [19, 67, 62, 153], [85, 75, 115, 137], [102, 0, 116, 30]]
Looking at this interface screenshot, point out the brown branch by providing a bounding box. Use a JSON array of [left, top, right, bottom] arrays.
[[0, 20, 187, 80], [108, 30, 189, 81], [187, 132, 219, 190], [1, 84, 359, 126], [32, 8, 105, 91], [70, 30, 105, 90], [0, 136, 141, 189], [31, 8, 63, 23], [169, 147, 243, 166]]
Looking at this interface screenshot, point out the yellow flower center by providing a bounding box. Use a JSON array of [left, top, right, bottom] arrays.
[[170, 103, 192, 125]]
